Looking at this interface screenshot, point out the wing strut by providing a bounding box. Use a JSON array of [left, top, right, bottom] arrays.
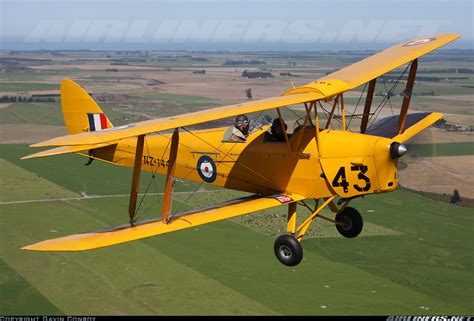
[[287, 202, 297, 234], [398, 59, 418, 134], [325, 95, 339, 129], [293, 102, 314, 152], [129, 134, 145, 225], [340, 94, 346, 131], [161, 128, 179, 223], [276, 108, 291, 147], [360, 78, 377, 133]]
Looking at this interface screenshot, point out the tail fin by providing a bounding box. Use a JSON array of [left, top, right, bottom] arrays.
[[61, 79, 113, 134]]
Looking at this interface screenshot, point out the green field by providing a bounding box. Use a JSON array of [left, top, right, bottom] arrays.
[[407, 142, 474, 157], [0, 72, 45, 81], [0, 82, 59, 92], [0, 103, 65, 125], [351, 81, 474, 97], [118, 93, 220, 119], [0, 102, 139, 127], [137, 92, 213, 103], [1, 144, 473, 315], [1, 49, 473, 315], [344, 95, 473, 108]]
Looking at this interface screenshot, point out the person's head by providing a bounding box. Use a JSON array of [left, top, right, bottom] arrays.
[[271, 118, 287, 136], [234, 114, 249, 135]]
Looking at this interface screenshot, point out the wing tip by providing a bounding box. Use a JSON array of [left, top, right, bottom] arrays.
[[21, 244, 48, 251], [30, 142, 47, 148], [21, 241, 89, 252]]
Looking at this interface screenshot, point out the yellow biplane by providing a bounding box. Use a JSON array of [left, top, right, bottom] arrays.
[[22, 34, 459, 266]]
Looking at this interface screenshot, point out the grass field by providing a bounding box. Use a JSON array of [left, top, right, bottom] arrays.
[[0, 103, 65, 126], [1, 49, 473, 316], [0, 102, 138, 127], [137, 92, 214, 103], [344, 96, 473, 110], [1, 144, 473, 315], [0, 82, 59, 92], [407, 142, 474, 157], [351, 81, 474, 97]]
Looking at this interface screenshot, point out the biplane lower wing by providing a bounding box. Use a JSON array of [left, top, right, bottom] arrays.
[[22, 193, 305, 251], [366, 112, 443, 143]]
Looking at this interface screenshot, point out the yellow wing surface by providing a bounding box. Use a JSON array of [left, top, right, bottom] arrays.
[[32, 89, 325, 147], [30, 34, 459, 148], [392, 112, 443, 143], [285, 34, 460, 95], [22, 193, 305, 251], [21, 143, 115, 160], [366, 112, 443, 142]]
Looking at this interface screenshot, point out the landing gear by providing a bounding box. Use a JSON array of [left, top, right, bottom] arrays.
[[335, 207, 363, 238], [274, 235, 303, 266], [274, 198, 363, 266]]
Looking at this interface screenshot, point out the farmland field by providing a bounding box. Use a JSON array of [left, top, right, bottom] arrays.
[[1, 143, 473, 315], [0, 82, 59, 92], [407, 142, 474, 157], [0, 49, 473, 315]]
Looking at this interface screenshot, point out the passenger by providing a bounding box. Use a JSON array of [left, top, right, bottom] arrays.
[[229, 114, 250, 142], [265, 118, 288, 142]]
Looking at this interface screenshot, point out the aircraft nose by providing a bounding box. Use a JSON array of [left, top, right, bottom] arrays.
[[390, 142, 407, 159]]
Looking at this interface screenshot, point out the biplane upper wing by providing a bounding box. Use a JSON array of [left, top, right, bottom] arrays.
[[318, 34, 459, 89], [283, 34, 460, 95], [22, 193, 305, 251], [30, 34, 459, 149], [31, 91, 325, 147]]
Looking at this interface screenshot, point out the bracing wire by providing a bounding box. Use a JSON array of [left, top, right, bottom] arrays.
[[381, 75, 395, 116], [347, 82, 368, 129], [132, 136, 170, 222], [367, 62, 411, 129]]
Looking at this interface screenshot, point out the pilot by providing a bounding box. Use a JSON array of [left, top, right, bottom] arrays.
[[265, 118, 288, 142], [229, 114, 250, 142]]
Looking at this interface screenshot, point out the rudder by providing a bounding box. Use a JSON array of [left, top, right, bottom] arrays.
[[61, 79, 113, 134]]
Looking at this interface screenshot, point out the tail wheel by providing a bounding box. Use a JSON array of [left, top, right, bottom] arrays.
[[274, 234, 303, 266], [335, 207, 363, 238]]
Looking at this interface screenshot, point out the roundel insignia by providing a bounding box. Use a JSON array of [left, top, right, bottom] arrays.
[[197, 156, 217, 183], [403, 37, 436, 47]]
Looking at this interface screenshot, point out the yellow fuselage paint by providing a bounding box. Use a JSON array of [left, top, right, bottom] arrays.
[[94, 126, 398, 199]]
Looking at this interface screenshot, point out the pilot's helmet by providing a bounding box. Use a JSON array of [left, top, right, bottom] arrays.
[[234, 114, 250, 135]]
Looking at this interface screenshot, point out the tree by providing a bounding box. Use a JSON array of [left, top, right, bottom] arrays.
[[450, 189, 462, 204], [245, 88, 252, 100]]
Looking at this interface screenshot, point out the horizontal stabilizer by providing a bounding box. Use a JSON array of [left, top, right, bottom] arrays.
[[366, 112, 442, 142], [21, 143, 115, 160], [22, 193, 305, 251]]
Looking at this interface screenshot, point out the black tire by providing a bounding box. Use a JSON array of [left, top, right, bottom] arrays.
[[274, 234, 303, 266], [335, 207, 363, 238]]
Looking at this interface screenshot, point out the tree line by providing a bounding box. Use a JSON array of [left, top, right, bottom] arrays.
[[0, 95, 57, 103]]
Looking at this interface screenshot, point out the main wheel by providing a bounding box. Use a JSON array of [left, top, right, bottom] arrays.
[[274, 234, 303, 266], [335, 207, 363, 238]]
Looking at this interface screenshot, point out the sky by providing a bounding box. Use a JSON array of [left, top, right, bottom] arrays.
[[0, 0, 472, 50]]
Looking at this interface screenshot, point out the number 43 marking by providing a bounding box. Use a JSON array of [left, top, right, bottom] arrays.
[[331, 165, 371, 193]]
